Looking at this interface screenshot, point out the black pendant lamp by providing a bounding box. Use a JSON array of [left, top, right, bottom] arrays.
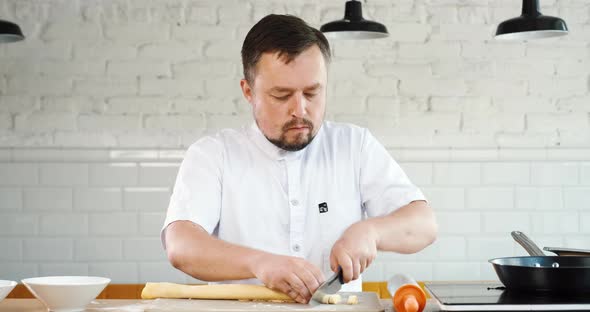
[[495, 0, 567, 40], [320, 0, 388, 40], [0, 19, 25, 43]]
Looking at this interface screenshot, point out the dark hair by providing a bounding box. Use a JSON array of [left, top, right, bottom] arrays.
[[241, 14, 331, 85]]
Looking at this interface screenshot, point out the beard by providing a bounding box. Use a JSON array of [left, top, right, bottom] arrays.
[[266, 118, 316, 152]]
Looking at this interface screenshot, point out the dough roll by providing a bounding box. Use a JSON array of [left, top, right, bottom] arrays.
[[141, 282, 294, 301]]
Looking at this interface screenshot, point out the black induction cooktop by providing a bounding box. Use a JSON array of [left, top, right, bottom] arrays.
[[424, 281, 590, 311]]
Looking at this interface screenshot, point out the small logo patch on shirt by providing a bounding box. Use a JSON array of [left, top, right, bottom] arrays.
[[318, 202, 328, 213]]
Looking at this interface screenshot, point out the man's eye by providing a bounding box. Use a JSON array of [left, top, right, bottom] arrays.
[[273, 95, 290, 101], [305, 93, 317, 98]]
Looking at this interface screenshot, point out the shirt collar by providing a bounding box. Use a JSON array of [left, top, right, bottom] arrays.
[[247, 122, 316, 161]]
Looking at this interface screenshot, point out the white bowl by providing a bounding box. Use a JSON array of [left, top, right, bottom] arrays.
[[0, 280, 17, 302], [22, 276, 110, 312]]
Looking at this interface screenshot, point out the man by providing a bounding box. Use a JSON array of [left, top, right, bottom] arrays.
[[162, 14, 437, 304]]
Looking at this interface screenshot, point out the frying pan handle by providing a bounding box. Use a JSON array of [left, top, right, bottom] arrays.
[[511, 231, 545, 256]]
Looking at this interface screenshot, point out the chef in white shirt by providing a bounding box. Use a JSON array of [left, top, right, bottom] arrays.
[[162, 14, 437, 304]]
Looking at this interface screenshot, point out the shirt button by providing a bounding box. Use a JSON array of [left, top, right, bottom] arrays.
[[293, 244, 301, 252], [290, 199, 299, 206]]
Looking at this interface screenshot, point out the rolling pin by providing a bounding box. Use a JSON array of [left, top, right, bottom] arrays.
[[387, 274, 426, 312]]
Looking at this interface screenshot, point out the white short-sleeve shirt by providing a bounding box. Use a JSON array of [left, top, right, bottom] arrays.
[[162, 121, 426, 291]]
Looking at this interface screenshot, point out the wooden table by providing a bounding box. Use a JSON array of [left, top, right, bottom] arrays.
[[0, 298, 441, 312]]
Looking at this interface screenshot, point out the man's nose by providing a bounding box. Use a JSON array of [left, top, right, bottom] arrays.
[[290, 93, 307, 117]]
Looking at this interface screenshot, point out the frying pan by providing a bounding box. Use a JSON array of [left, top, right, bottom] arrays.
[[489, 231, 590, 293]]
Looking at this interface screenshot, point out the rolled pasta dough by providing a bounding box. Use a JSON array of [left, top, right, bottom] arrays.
[[141, 282, 294, 302]]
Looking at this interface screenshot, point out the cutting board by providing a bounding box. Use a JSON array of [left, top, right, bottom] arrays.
[[143, 292, 384, 312]]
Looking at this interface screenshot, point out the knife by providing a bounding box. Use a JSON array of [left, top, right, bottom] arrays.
[[310, 267, 344, 305]]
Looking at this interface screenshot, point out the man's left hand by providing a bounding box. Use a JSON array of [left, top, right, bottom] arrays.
[[329, 222, 378, 283]]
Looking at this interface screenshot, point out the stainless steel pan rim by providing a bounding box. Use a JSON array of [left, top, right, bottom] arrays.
[[489, 256, 590, 269]]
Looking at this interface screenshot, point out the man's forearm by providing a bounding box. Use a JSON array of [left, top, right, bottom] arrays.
[[365, 200, 437, 254], [165, 220, 267, 281]]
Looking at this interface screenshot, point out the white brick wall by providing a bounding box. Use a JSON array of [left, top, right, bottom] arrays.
[[0, 0, 587, 148], [0, 0, 589, 284], [74, 188, 122, 211]]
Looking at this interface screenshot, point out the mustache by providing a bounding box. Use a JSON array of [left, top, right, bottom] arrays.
[[282, 118, 313, 131]]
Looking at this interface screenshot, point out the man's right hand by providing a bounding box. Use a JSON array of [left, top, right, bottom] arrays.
[[250, 254, 325, 304]]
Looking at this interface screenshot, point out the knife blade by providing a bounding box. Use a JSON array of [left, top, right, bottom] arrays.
[[310, 267, 344, 305]]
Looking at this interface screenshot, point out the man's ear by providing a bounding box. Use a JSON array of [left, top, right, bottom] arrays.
[[240, 79, 254, 105]]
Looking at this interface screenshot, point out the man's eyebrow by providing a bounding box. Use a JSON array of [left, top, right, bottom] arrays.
[[269, 86, 294, 93], [268, 83, 321, 93], [303, 83, 321, 91]]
